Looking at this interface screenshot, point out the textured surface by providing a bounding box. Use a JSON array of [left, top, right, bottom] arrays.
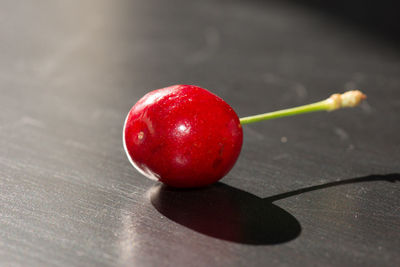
[[0, 0, 399, 266]]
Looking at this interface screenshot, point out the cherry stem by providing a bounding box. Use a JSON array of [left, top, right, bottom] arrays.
[[240, 90, 367, 125]]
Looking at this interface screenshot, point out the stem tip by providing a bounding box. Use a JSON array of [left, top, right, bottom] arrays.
[[327, 90, 367, 111]]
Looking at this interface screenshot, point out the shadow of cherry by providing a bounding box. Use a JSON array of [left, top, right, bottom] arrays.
[[150, 183, 301, 245], [150, 174, 399, 245]]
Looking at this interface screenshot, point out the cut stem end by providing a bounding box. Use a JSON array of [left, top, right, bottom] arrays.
[[326, 90, 367, 111]]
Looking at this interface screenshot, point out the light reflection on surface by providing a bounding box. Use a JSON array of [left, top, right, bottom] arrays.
[[118, 211, 138, 264], [175, 122, 191, 137], [178, 124, 188, 133], [116, 186, 236, 266]]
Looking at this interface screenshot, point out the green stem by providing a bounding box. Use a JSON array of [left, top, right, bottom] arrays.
[[240, 100, 331, 125], [239, 90, 366, 125]]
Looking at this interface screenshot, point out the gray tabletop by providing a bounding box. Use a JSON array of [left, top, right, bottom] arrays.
[[1, 0, 399, 266]]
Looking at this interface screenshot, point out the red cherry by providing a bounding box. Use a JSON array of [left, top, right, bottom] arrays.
[[123, 85, 243, 188]]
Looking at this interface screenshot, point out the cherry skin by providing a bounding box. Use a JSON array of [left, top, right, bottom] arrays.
[[123, 85, 243, 188]]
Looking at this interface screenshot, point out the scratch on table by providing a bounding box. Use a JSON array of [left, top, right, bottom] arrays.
[[292, 83, 308, 101], [334, 127, 349, 141], [64, 139, 91, 151], [273, 153, 290, 160], [244, 126, 265, 140], [0, 116, 45, 130], [263, 73, 281, 84], [344, 81, 357, 90], [352, 72, 366, 83], [360, 101, 372, 114], [186, 27, 220, 64], [91, 109, 120, 120], [292, 207, 362, 216]]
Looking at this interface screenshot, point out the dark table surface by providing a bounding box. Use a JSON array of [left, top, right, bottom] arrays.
[[1, 0, 399, 266]]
